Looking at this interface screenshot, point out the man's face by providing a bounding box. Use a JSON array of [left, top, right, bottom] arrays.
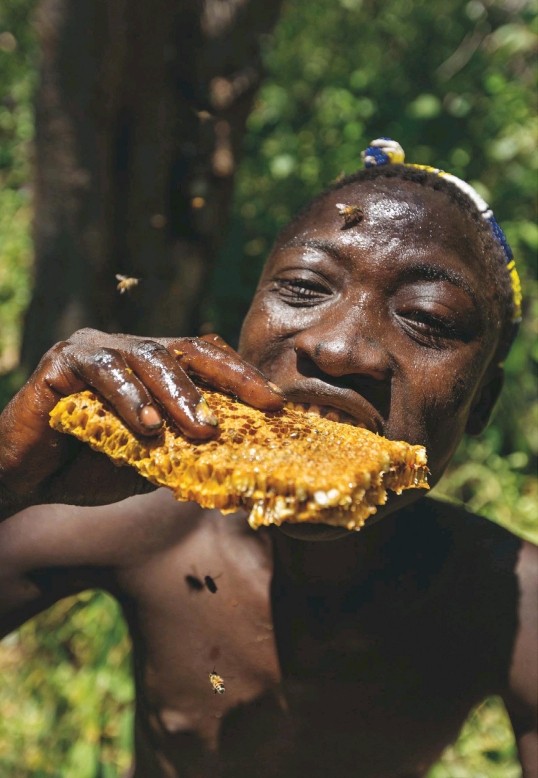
[[238, 180, 501, 513]]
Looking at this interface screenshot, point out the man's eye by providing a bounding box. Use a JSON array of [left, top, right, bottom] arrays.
[[400, 310, 462, 345], [274, 279, 330, 305]]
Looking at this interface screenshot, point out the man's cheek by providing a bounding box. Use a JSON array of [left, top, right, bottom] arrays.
[[239, 306, 291, 369], [393, 368, 473, 450], [408, 352, 482, 416], [419, 375, 478, 469]]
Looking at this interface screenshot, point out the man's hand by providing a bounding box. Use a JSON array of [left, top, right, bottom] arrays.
[[0, 329, 284, 517]]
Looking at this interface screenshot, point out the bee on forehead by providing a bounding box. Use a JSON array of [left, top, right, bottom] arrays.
[[335, 203, 363, 228], [209, 669, 225, 694], [115, 274, 140, 294]]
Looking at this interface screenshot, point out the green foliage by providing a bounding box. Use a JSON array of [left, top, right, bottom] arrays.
[[0, 593, 133, 776], [0, 0, 536, 775], [0, 0, 35, 376], [429, 697, 521, 778]]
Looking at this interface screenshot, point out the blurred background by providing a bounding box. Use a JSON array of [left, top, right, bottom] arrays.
[[0, 0, 536, 774]]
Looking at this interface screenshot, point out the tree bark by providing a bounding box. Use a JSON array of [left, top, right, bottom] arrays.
[[21, 0, 283, 372]]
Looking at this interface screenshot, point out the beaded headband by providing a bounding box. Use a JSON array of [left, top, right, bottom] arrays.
[[360, 138, 522, 323]]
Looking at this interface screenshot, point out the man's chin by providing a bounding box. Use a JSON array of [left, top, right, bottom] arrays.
[[276, 523, 353, 541]]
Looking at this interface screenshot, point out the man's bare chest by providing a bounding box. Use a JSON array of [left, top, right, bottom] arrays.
[[113, 524, 503, 777]]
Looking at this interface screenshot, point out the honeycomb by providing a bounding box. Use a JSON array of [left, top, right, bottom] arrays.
[[49, 390, 429, 531]]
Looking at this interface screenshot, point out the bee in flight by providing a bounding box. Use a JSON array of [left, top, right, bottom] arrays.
[[335, 202, 363, 228], [209, 669, 225, 694], [115, 274, 140, 294]]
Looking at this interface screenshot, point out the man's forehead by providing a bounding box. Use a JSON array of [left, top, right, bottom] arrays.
[[274, 180, 482, 263], [300, 179, 459, 230]]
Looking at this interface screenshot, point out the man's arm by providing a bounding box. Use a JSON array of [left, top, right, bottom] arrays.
[[504, 541, 538, 778], [0, 489, 187, 638]]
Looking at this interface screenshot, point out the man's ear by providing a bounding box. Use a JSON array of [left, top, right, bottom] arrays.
[[466, 365, 504, 436]]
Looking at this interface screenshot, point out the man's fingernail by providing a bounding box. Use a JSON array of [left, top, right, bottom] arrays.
[[139, 404, 162, 428], [195, 398, 218, 426], [268, 382, 285, 396]]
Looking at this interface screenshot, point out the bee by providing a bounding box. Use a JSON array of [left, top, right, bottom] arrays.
[[193, 108, 214, 123], [115, 274, 140, 294], [335, 203, 363, 228], [204, 575, 218, 594], [185, 570, 220, 593], [185, 574, 204, 592], [209, 669, 225, 694]]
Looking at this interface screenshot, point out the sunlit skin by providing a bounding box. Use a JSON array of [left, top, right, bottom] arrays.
[[0, 180, 536, 777]]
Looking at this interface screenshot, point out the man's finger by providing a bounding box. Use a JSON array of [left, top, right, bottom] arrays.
[[124, 340, 219, 439], [66, 345, 165, 436], [199, 333, 235, 353], [164, 337, 285, 411]]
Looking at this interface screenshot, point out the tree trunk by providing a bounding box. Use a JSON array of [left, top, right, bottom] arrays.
[[21, 0, 282, 372]]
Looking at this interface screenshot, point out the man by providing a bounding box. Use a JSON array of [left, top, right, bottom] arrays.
[[0, 139, 536, 777]]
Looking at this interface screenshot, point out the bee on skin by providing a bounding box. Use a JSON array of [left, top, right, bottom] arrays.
[[115, 274, 140, 294], [184, 571, 219, 593], [185, 574, 204, 592], [204, 575, 218, 593], [209, 669, 225, 694], [335, 202, 363, 228]]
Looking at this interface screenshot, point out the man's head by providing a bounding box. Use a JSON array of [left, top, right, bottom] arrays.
[[238, 140, 520, 524]]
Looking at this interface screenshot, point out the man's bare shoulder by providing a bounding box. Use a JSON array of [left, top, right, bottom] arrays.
[[0, 489, 210, 577], [421, 497, 538, 758], [391, 495, 530, 600], [413, 494, 529, 551], [387, 496, 534, 691]]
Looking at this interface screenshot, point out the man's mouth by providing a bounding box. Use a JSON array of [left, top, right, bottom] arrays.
[[279, 382, 384, 434], [284, 402, 369, 430]]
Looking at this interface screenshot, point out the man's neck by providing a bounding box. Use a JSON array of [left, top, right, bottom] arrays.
[[269, 510, 408, 590]]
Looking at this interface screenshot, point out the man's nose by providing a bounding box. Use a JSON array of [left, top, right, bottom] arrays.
[[293, 316, 391, 383]]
